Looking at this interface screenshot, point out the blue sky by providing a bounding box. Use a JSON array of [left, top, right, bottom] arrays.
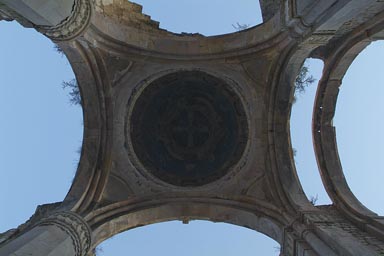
[[291, 43, 384, 213], [1, 1, 383, 255]]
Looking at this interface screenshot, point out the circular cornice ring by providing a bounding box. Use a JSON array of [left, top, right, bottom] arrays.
[[125, 69, 250, 188], [37, 211, 92, 256], [37, 0, 93, 41]]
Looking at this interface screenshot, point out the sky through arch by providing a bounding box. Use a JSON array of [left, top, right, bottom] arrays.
[[0, 21, 83, 231], [1, 1, 384, 255], [97, 220, 279, 256], [132, 0, 262, 36], [334, 41, 384, 216]]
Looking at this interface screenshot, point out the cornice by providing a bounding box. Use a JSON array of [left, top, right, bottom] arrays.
[[37, 212, 92, 256], [37, 0, 93, 41]]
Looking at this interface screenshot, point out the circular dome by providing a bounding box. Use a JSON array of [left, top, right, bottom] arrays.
[[129, 71, 248, 186]]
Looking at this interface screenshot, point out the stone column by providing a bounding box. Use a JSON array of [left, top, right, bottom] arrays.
[[0, 0, 93, 41], [0, 212, 91, 256]]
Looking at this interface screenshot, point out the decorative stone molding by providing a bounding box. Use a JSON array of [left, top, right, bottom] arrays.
[[36, 0, 93, 41], [128, 71, 249, 187], [37, 212, 92, 256]]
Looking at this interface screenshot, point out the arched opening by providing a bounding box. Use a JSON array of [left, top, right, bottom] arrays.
[[290, 58, 331, 205], [131, 0, 262, 36], [95, 220, 280, 255], [0, 21, 83, 231], [89, 199, 284, 255], [334, 41, 384, 215]]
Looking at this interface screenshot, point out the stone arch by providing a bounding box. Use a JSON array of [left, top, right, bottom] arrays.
[[89, 2, 282, 59], [96, 220, 280, 255], [334, 41, 384, 215], [290, 58, 331, 206], [268, 41, 320, 211], [86, 199, 285, 251], [127, 0, 263, 36], [312, 18, 384, 225], [58, 39, 114, 213]]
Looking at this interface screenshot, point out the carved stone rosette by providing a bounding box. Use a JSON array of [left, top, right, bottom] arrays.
[[36, 0, 93, 41], [37, 212, 92, 256]]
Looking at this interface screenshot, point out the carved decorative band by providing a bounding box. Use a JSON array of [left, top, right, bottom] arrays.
[[38, 211, 92, 256], [37, 0, 93, 41]]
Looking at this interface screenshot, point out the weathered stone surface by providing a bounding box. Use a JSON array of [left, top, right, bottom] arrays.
[[0, 212, 91, 256], [2, 1, 384, 255]]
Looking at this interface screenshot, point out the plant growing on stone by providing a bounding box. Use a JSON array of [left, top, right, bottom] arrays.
[[310, 194, 319, 206], [62, 79, 81, 106], [295, 64, 316, 94], [54, 44, 82, 106], [292, 62, 316, 103], [53, 44, 64, 56], [232, 22, 250, 31], [231, 25, 316, 95]]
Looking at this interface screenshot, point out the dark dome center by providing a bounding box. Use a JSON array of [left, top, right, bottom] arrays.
[[129, 71, 248, 186]]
